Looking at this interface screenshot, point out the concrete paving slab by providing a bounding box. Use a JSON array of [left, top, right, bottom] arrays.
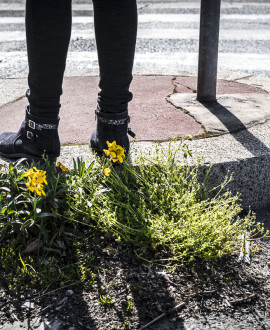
[[0, 75, 204, 144], [1, 75, 267, 145], [0, 77, 27, 107], [167, 92, 270, 134], [235, 75, 270, 93]]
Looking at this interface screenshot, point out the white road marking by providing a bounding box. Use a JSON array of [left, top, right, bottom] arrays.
[[1, 51, 269, 73], [1, 29, 270, 42], [1, 2, 269, 11], [0, 14, 269, 25]]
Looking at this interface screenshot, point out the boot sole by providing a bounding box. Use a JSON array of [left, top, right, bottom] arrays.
[[0, 151, 57, 164]]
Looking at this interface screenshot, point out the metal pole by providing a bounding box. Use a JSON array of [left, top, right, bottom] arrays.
[[197, 0, 221, 102]]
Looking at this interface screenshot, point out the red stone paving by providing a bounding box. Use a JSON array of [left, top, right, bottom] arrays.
[[174, 76, 268, 94], [0, 76, 266, 145]]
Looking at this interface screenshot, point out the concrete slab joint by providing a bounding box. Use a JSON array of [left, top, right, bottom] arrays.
[[167, 76, 270, 136], [167, 92, 270, 135]]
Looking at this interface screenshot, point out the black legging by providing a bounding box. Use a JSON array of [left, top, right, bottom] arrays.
[[25, 0, 138, 119]]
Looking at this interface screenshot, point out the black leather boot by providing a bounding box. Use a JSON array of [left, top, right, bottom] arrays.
[[90, 109, 135, 156], [0, 106, 60, 163]]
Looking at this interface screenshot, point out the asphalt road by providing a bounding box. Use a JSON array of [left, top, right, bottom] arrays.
[[0, 0, 269, 77]]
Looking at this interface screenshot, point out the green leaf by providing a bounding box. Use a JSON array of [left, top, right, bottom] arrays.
[[87, 201, 92, 208], [0, 187, 10, 193], [10, 219, 23, 225], [18, 210, 31, 216], [86, 161, 95, 173], [80, 161, 86, 177], [39, 212, 58, 219], [96, 188, 111, 195], [23, 218, 35, 228], [19, 252, 26, 270]]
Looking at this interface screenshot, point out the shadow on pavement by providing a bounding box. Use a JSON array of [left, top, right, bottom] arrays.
[[200, 100, 270, 156]]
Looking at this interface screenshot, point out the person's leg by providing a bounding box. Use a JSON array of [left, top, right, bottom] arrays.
[[90, 0, 137, 154], [26, 0, 72, 119], [0, 0, 72, 162]]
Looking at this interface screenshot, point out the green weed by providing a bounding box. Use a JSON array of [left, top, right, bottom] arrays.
[[0, 141, 268, 291], [96, 294, 114, 306]]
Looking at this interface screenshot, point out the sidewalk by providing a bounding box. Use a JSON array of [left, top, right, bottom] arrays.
[[1, 73, 270, 210]]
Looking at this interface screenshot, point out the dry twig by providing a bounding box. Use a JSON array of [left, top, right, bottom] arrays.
[[33, 280, 82, 300], [139, 302, 185, 330], [229, 293, 257, 305]]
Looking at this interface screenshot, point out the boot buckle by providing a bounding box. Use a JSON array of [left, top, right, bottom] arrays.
[[28, 120, 36, 130], [127, 128, 136, 138], [27, 131, 34, 140]]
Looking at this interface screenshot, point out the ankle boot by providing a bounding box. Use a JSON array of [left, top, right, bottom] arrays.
[[90, 109, 135, 156], [0, 106, 60, 163]]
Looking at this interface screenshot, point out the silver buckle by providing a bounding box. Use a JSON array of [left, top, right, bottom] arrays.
[[28, 120, 35, 129], [27, 131, 34, 139]]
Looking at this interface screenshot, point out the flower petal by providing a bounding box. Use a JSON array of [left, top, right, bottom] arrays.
[[103, 168, 111, 176], [111, 152, 116, 159], [103, 149, 110, 156]]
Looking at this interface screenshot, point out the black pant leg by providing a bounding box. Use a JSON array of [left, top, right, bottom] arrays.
[[25, 0, 72, 118], [92, 0, 138, 113]]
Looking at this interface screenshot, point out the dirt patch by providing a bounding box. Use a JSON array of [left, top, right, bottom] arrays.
[[0, 209, 269, 330]]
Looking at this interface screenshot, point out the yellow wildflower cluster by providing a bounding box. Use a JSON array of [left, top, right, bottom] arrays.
[[103, 141, 125, 163], [103, 168, 111, 176], [23, 167, 47, 196], [54, 161, 69, 172]]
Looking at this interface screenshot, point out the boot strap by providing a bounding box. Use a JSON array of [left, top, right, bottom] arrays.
[[95, 109, 136, 138], [26, 119, 58, 131], [95, 109, 130, 126], [127, 128, 136, 138]]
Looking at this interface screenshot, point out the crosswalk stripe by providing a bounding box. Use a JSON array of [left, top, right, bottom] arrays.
[[141, 2, 270, 9], [0, 51, 269, 75], [1, 14, 270, 25], [0, 4, 93, 10], [0, 16, 93, 24], [1, 28, 270, 42], [1, 2, 269, 11]]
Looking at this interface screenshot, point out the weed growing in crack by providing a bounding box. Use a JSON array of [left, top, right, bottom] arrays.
[[0, 141, 268, 292]]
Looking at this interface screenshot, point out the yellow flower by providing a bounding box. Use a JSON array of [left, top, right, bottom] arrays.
[[23, 167, 47, 196], [23, 168, 35, 178], [103, 141, 126, 163], [54, 162, 69, 172], [25, 181, 35, 193], [35, 183, 46, 196], [103, 168, 111, 176], [106, 141, 117, 149]]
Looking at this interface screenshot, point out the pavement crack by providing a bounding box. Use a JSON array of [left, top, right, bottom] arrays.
[[165, 76, 178, 101], [169, 76, 197, 95], [165, 97, 208, 138], [170, 76, 178, 95], [233, 75, 253, 81], [0, 94, 25, 109]]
